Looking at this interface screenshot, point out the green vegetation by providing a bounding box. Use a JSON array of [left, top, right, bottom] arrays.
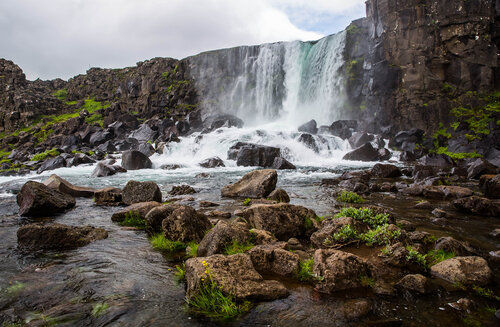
[[186, 242, 199, 258], [426, 249, 455, 266], [0, 150, 11, 165], [175, 263, 186, 282], [242, 198, 251, 206], [295, 258, 317, 282], [120, 211, 146, 228], [336, 191, 364, 203], [223, 239, 254, 255], [85, 113, 104, 127], [31, 148, 60, 161], [334, 207, 389, 229], [188, 264, 252, 320], [330, 225, 358, 243], [434, 146, 483, 160], [304, 216, 314, 229], [52, 88, 68, 101], [91, 302, 109, 318], [405, 245, 427, 268], [360, 224, 401, 246], [149, 233, 186, 252], [5, 281, 26, 295], [472, 285, 500, 300], [360, 275, 374, 287]]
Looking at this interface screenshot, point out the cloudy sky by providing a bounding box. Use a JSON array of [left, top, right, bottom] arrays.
[[0, 0, 366, 81]]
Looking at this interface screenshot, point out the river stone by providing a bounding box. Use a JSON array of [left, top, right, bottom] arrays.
[[422, 185, 473, 200], [128, 123, 157, 142], [66, 153, 95, 167], [238, 203, 318, 241], [199, 156, 225, 168], [169, 185, 196, 196], [17, 222, 108, 251], [137, 142, 155, 157], [121, 150, 153, 170], [453, 196, 500, 217], [395, 274, 429, 294], [144, 204, 183, 235], [430, 256, 492, 286], [434, 237, 473, 256], [349, 132, 374, 149], [342, 299, 372, 320], [197, 220, 251, 257], [37, 155, 66, 174], [467, 158, 497, 179], [221, 169, 277, 198], [371, 163, 402, 178], [313, 249, 371, 293], [298, 133, 319, 152], [91, 161, 127, 178], [267, 188, 290, 203], [343, 143, 379, 161], [236, 145, 281, 167], [122, 180, 162, 205], [43, 174, 96, 198], [249, 228, 277, 245], [111, 201, 161, 223], [298, 119, 318, 134], [247, 242, 299, 277], [17, 181, 76, 217], [94, 187, 122, 206], [161, 206, 211, 243], [271, 157, 296, 170], [185, 254, 288, 301], [484, 174, 500, 199]]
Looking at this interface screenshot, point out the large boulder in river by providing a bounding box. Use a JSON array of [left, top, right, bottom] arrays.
[[121, 150, 152, 170], [313, 249, 371, 293], [227, 142, 281, 167], [453, 196, 500, 217], [271, 157, 296, 170], [111, 201, 162, 223], [247, 243, 300, 277], [185, 254, 288, 301], [145, 204, 182, 235], [161, 206, 211, 243], [197, 220, 251, 257], [329, 120, 357, 139], [17, 223, 108, 251], [371, 163, 402, 178], [267, 188, 290, 203], [343, 143, 379, 161], [37, 155, 66, 174], [122, 180, 162, 205], [17, 181, 76, 217], [94, 187, 122, 206], [199, 156, 225, 168], [91, 161, 127, 178], [221, 169, 277, 198], [349, 132, 374, 149], [467, 158, 498, 179], [298, 119, 318, 134], [43, 174, 96, 198], [430, 256, 492, 286], [238, 203, 318, 241]]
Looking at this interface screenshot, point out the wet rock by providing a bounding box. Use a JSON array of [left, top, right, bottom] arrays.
[[221, 169, 277, 198], [144, 204, 182, 235], [17, 223, 108, 251], [137, 142, 155, 157], [418, 154, 454, 167], [199, 156, 225, 168], [343, 143, 379, 161], [169, 185, 196, 196], [229, 143, 281, 168], [467, 158, 497, 179], [448, 298, 474, 313], [298, 133, 319, 152], [111, 201, 161, 223], [89, 129, 114, 146], [391, 128, 424, 151], [401, 184, 424, 196], [185, 254, 288, 301], [43, 174, 96, 198], [431, 208, 448, 218], [342, 299, 372, 320], [434, 237, 473, 256], [160, 164, 182, 170], [128, 124, 157, 142], [349, 132, 374, 149], [430, 256, 492, 286], [378, 148, 392, 161], [453, 196, 500, 216], [91, 161, 127, 178], [371, 163, 402, 178], [239, 203, 318, 241], [298, 119, 318, 134], [484, 174, 500, 199], [248, 243, 300, 277], [399, 151, 417, 162], [313, 249, 371, 293], [94, 187, 122, 206], [271, 157, 296, 170], [161, 206, 211, 242], [17, 181, 76, 217], [267, 188, 290, 203], [121, 150, 153, 170], [354, 182, 370, 194], [199, 200, 219, 208], [37, 155, 66, 174], [96, 140, 117, 153], [204, 114, 244, 132], [490, 228, 500, 239], [330, 120, 357, 139], [204, 210, 231, 219], [197, 220, 251, 256], [66, 153, 95, 167], [286, 237, 304, 251], [412, 165, 438, 182], [395, 274, 429, 294], [122, 180, 162, 205], [422, 185, 473, 200], [310, 217, 364, 248]]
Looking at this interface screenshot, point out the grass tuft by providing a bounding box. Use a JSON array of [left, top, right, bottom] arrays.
[[175, 263, 186, 282], [149, 233, 186, 253], [426, 249, 455, 266], [91, 302, 109, 318], [295, 258, 320, 283], [120, 211, 145, 228], [336, 191, 364, 203], [223, 239, 254, 255], [335, 207, 389, 228]]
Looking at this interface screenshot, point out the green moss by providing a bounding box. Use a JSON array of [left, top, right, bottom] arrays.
[[91, 302, 109, 317], [120, 211, 145, 228], [336, 191, 364, 203], [304, 216, 314, 229], [85, 113, 104, 127], [186, 242, 199, 258], [435, 146, 483, 160], [242, 198, 251, 206], [52, 89, 68, 101], [5, 281, 26, 295], [32, 148, 60, 161], [223, 239, 254, 255], [346, 23, 360, 35], [149, 233, 186, 252]]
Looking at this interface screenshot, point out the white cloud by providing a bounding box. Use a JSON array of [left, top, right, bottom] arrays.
[[0, 0, 365, 80]]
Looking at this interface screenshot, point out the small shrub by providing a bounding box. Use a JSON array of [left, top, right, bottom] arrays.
[[360, 224, 401, 246], [186, 242, 199, 258], [91, 302, 109, 317], [175, 263, 186, 282], [327, 224, 358, 244], [405, 245, 427, 268], [426, 249, 455, 266], [223, 240, 254, 255], [242, 198, 251, 206], [335, 207, 389, 228], [120, 211, 145, 228], [295, 258, 318, 283], [336, 191, 364, 203], [360, 275, 374, 287], [149, 233, 186, 253], [472, 285, 499, 300]]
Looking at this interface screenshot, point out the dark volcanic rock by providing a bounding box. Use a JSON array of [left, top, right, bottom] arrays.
[[137, 143, 155, 157], [94, 187, 122, 206], [298, 119, 318, 134], [199, 156, 225, 168], [418, 154, 454, 168], [467, 158, 498, 179], [221, 169, 277, 198], [169, 185, 196, 196], [66, 153, 95, 167], [43, 174, 95, 198], [122, 180, 162, 205], [349, 132, 374, 149], [17, 223, 108, 251], [121, 150, 153, 170], [271, 157, 296, 170], [453, 196, 500, 217], [161, 205, 211, 243], [391, 129, 424, 151], [91, 161, 127, 178], [343, 142, 379, 161], [330, 120, 357, 139], [37, 156, 66, 174], [229, 143, 281, 168], [298, 133, 319, 152], [203, 114, 244, 132], [17, 181, 76, 217], [371, 163, 402, 178], [128, 124, 158, 142], [484, 174, 500, 199]]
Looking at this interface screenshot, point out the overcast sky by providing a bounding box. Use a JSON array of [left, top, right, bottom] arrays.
[[0, 0, 366, 81]]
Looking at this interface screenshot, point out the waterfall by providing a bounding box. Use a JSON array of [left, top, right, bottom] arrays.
[[188, 31, 347, 128]]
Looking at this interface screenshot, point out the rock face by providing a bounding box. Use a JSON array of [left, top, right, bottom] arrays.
[[17, 181, 76, 217], [430, 256, 492, 286], [161, 206, 211, 242], [122, 180, 162, 205], [121, 150, 153, 170], [43, 174, 95, 198], [313, 249, 371, 293], [238, 203, 318, 241], [185, 254, 288, 301], [17, 223, 108, 250], [221, 169, 277, 198]]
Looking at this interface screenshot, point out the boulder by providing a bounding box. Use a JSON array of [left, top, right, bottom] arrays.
[[298, 119, 318, 134], [66, 153, 95, 167], [418, 154, 454, 167], [111, 201, 161, 223], [145, 204, 183, 235], [128, 124, 158, 142], [378, 148, 392, 161], [89, 129, 114, 146], [391, 128, 424, 151], [122, 180, 162, 205], [234, 144, 281, 167], [203, 114, 244, 132], [298, 133, 319, 152], [17, 223, 108, 251], [371, 163, 402, 178], [169, 185, 196, 196], [247, 243, 300, 277], [422, 185, 473, 200], [161, 206, 211, 242], [96, 140, 117, 153], [271, 157, 296, 170], [94, 187, 122, 206], [197, 220, 251, 256], [349, 132, 374, 149], [400, 151, 417, 162], [17, 181, 76, 217], [199, 200, 219, 208], [43, 174, 95, 198], [467, 158, 497, 179], [238, 203, 318, 241], [453, 196, 500, 217], [185, 254, 288, 301], [91, 161, 127, 178], [484, 174, 500, 199], [137, 143, 155, 157], [343, 143, 379, 161], [313, 249, 371, 293], [395, 274, 429, 294], [121, 150, 153, 170], [434, 237, 473, 256], [267, 188, 290, 203], [330, 120, 357, 139], [430, 256, 492, 286], [37, 155, 66, 174], [310, 217, 365, 248], [221, 169, 277, 198], [199, 157, 225, 168]]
